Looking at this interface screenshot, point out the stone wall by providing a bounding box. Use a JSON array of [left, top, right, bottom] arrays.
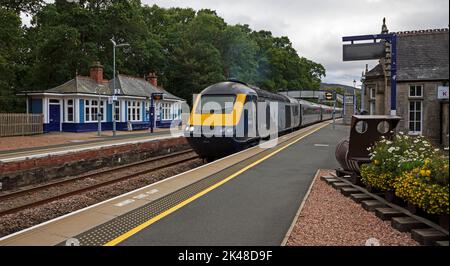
[[0, 137, 189, 191], [364, 78, 448, 146], [396, 82, 442, 142], [442, 101, 449, 148]]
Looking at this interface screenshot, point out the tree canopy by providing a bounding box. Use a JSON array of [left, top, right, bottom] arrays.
[[0, 0, 326, 111]]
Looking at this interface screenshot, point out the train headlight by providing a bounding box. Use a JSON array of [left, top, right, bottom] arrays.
[[189, 126, 195, 132]]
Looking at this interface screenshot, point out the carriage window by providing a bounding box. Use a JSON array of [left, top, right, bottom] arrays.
[[196, 95, 236, 114]]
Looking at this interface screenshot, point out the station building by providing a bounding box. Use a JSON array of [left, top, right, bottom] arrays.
[[362, 22, 449, 147], [21, 62, 185, 132]]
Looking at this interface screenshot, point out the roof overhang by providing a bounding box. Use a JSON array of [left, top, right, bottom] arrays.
[[18, 91, 186, 101]]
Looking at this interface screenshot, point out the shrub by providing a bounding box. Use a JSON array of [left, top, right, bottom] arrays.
[[394, 157, 449, 215], [360, 132, 449, 214]]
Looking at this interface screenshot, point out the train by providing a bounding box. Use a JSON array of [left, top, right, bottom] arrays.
[[184, 80, 342, 161]]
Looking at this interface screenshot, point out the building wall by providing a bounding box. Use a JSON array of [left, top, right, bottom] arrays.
[[396, 82, 442, 142], [364, 78, 449, 146], [442, 101, 449, 147]]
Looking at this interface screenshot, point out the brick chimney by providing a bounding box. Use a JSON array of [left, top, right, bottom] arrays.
[[90, 61, 104, 83], [147, 72, 157, 87]]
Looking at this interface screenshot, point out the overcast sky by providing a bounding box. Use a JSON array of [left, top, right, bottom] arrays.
[[28, 0, 450, 86]]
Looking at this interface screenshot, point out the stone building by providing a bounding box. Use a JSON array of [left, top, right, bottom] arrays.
[[363, 21, 449, 147]]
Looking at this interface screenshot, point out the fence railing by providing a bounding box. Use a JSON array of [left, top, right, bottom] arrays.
[[0, 113, 44, 137]]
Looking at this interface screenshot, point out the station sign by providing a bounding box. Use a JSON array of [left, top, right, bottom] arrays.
[[437, 86, 449, 100], [343, 42, 386, 61], [152, 93, 164, 101], [109, 96, 118, 104], [325, 92, 333, 101]]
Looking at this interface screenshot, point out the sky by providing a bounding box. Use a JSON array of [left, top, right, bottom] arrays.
[[24, 0, 450, 87]]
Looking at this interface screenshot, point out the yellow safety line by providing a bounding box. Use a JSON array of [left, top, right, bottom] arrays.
[[104, 121, 331, 246]]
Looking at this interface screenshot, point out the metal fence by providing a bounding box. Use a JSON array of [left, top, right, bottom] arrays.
[[0, 113, 44, 137]]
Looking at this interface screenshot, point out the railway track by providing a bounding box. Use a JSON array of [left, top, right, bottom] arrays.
[[0, 149, 199, 216]]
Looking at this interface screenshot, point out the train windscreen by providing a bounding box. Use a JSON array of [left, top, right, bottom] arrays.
[[195, 95, 236, 114]]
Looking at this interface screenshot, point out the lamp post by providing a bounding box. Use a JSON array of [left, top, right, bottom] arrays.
[[360, 71, 366, 114], [96, 86, 108, 136], [110, 37, 129, 137], [353, 79, 357, 114]]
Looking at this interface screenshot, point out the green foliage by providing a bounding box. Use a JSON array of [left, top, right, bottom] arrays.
[[0, 1, 326, 111], [0, 7, 25, 112], [360, 133, 449, 214], [0, 0, 43, 14]]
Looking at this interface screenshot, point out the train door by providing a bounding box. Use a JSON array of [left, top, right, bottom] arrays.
[[243, 95, 257, 138], [285, 105, 291, 130]]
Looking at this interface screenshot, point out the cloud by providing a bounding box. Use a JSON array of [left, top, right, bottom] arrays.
[[29, 0, 450, 86]]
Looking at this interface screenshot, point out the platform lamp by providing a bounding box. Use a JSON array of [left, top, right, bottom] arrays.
[[96, 85, 108, 136], [110, 37, 129, 137]]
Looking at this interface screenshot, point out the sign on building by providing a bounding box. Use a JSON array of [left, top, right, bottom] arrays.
[[438, 86, 449, 100]]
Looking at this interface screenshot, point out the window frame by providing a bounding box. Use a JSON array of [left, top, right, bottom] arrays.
[[114, 100, 120, 121], [127, 100, 142, 122], [65, 99, 75, 123], [409, 85, 423, 98], [369, 87, 376, 100], [161, 102, 174, 120], [84, 99, 106, 123], [408, 100, 422, 135]]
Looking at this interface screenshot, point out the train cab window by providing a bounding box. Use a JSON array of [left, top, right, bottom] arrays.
[[196, 95, 236, 114]]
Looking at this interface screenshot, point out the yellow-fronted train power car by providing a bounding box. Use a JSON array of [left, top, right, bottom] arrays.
[[184, 80, 342, 161]]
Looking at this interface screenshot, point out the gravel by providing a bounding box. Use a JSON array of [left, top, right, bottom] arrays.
[[0, 159, 203, 237], [286, 169, 419, 246], [0, 152, 198, 213]]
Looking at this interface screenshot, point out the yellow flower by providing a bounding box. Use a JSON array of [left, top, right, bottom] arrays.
[[425, 170, 431, 177], [374, 160, 380, 165], [420, 170, 427, 177]]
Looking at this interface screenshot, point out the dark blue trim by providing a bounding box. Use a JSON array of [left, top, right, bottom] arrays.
[[80, 99, 85, 122], [342, 33, 397, 113], [156, 120, 181, 128], [45, 120, 180, 133], [61, 122, 128, 132], [342, 33, 394, 42], [107, 103, 113, 122]]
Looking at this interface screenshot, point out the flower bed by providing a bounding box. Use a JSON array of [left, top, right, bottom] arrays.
[[360, 133, 449, 215]]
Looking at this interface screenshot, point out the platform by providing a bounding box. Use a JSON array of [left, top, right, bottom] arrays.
[[0, 129, 181, 162], [0, 120, 349, 246]]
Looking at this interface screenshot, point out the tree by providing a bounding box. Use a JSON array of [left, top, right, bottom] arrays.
[[0, 0, 43, 14], [0, 7, 25, 112], [220, 24, 258, 83], [0, 1, 327, 112]]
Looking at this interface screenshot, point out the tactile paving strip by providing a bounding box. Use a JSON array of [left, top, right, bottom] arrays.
[[58, 148, 269, 246], [57, 125, 320, 246]]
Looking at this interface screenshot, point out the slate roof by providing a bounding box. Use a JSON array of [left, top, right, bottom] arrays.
[[42, 75, 184, 101], [45, 76, 112, 95], [366, 29, 449, 81], [111, 75, 184, 101]]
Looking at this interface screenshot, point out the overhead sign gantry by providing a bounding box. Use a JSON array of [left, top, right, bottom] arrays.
[[342, 32, 397, 115]]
